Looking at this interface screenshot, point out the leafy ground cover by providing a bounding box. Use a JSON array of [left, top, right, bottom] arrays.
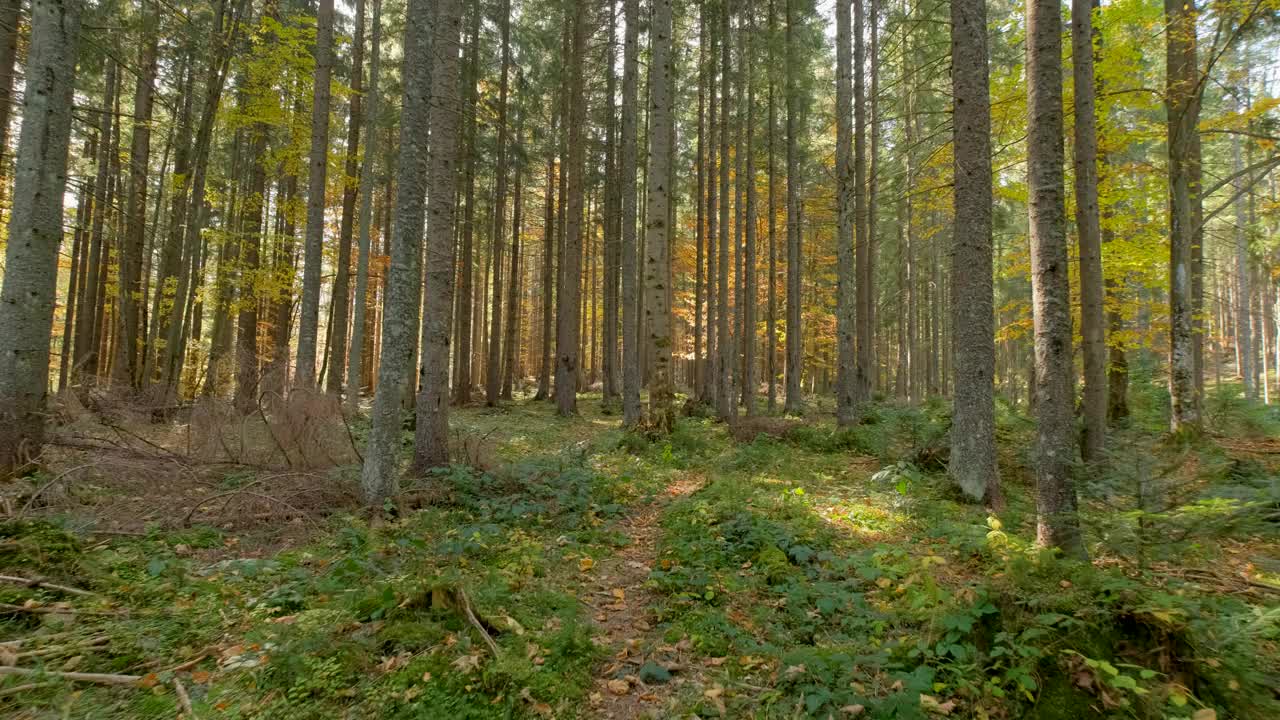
[[2, 387, 1278, 719]]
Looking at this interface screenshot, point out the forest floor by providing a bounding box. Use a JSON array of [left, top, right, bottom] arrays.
[[2, 382, 1279, 719]]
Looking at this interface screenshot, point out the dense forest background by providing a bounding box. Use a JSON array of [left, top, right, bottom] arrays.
[[0, 0, 1279, 717]]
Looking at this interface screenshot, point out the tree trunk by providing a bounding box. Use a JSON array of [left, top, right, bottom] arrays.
[[453, 10, 480, 405], [295, 0, 335, 389], [75, 59, 117, 381], [1073, 0, 1106, 462], [783, 0, 803, 414], [1165, 0, 1200, 431], [742, 9, 758, 417], [361, 0, 436, 502], [645, 0, 675, 433], [535, 114, 556, 401], [853, 0, 872, 407], [326, 0, 366, 395], [949, 0, 997, 501], [502, 100, 524, 400], [554, 0, 587, 417], [111, 0, 160, 391], [620, 0, 641, 426], [715, 0, 732, 421], [835, 0, 855, 425], [411, 0, 462, 470], [347, 0, 383, 410], [0, 0, 80, 476], [766, 0, 778, 412], [485, 0, 512, 406], [1027, 0, 1085, 558]]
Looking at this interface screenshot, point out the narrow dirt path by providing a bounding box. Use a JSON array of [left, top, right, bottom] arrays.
[[582, 473, 703, 719]]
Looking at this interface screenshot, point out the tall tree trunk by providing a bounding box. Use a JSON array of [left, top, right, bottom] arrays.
[[783, 0, 802, 414], [620, 0, 641, 426], [601, 0, 620, 406], [486, 0, 512, 406], [347, 0, 383, 410], [235, 127, 268, 412], [535, 114, 556, 401], [502, 100, 524, 400], [327, 0, 366, 395], [645, 0, 675, 433], [554, 0, 587, 416], [950, 0, 997, 501], [411, 0, 462, 470], [1027, 0, 1085, 558], [715, 0, 732, 421], [853, 0, 872, 406], [742, 8, 758, 417], [113, 0, 160, 391], [361, 0, 438, 502], [1165, 0, 1200, 431], [835, 0, 855, 425], [693, 4, 706, 405], [702, 25, 718, 410], [295, 0, 334, 389], [1073, 0, 1106, 462], [0, 0, 80, 476], [162, 0, 246, 394], [76, 59, 117, 381], [453, 10, 480, 405], [766, 0, 778, 412]]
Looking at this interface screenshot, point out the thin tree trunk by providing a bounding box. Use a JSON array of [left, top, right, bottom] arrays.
[[620, 0, 641, 426], [502, 101, 524, 400], [783, 0, 802, 414], [716, 0, 732, 421], [486, 0, 512, 405], [326, 0, 366, 395], [535, 115, 557, 401], [347, 0, 382, 410], [835, 0, 855, 424], [554, 0, 587, 416], [1073, 0, 1106, 462], [742, 8, 757, 417], [1165, 0, 1200, 431], [295, 0, 335, 389]]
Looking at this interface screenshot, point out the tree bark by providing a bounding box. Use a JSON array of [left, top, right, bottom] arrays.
[[949, 0, 997, 501], [411, 0, 462, 470], [554, 0, 587, 417], [835, 0, 855, 425], [326, 0, 367, 395], [645, 0, 675, 433], [1165, 0, 1200, 431], [295, 0, 335, 389], [0, 0, 80, 476], [783, 0, 803, 414], [1027, 0, 1086, 558], [620, 0, 641, 426], [361, 0, 436, 502], [1073, 0, 1106, 462], [486, 0, 512, 406], [347, 0, 383, 410]]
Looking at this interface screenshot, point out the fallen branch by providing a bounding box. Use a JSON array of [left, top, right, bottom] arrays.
[[173, 677, 196, 717], [458, 588, 500, 657], [0, 666, 142, 686], [0, 575, 96, 598], [0, 603, 122, 617], [0, 681, 58, 697]]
